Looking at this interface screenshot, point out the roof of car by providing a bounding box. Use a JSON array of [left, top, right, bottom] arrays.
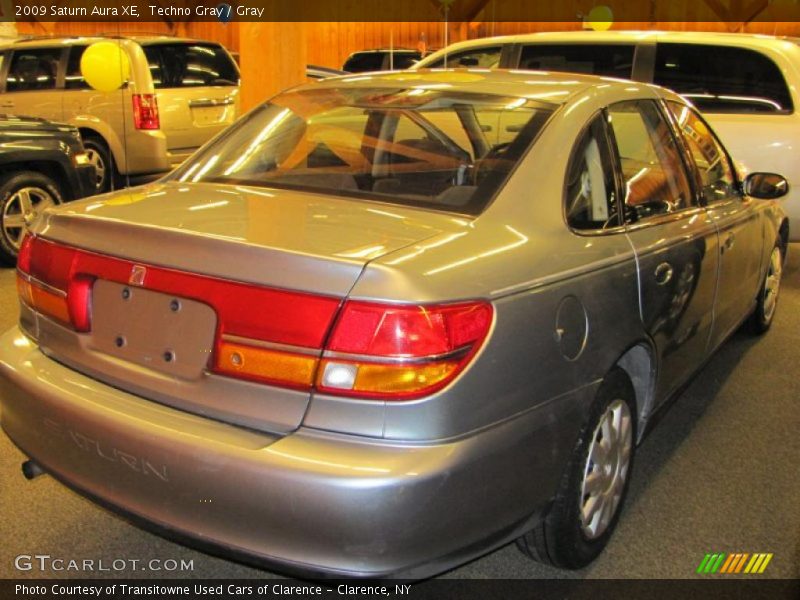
[[419, 29, 800, 57], [305, 68, 668, 105]]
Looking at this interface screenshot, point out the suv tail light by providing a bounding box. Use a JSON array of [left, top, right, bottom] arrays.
[[17, 236, 493, 400], [132, 94, 160, 130]]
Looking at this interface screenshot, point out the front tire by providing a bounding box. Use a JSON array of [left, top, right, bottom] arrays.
[[747, 243, 783, 335], [0, 171, 63, 265], [517, 368, 636, 569], [83, 136, 116, 193]]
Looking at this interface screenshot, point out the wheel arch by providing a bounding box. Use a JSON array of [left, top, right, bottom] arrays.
[[0, 162, 70, 199], [613, 340, 657, 443]]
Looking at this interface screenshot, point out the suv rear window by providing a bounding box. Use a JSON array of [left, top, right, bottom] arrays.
[[171, 87, 554, 215], [519, 44, 635, 79], [654, 43, 793, 113], [142, 43, 239, 88]]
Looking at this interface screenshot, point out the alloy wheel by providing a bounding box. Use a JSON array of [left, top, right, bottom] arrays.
[[85, 147, 107, 190], [2, 186, 57, 250], [762, 246, 782, 323], [580, 398, 633, 540]]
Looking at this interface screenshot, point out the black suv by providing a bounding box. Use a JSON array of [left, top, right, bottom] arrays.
[[0, 115, 95, 264]]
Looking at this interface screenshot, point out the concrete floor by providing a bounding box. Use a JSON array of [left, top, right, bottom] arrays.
[[0, 246, 798, 580]]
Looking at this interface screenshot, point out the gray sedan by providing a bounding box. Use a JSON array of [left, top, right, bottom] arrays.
[[0, 70, 788, 578]]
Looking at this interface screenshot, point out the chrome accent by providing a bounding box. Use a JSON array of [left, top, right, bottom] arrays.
[[322, 346, 470, 365], [16, 271, 66, 298], [220, 334, 321, 357]]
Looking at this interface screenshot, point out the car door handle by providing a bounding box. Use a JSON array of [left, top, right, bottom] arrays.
[[654, 262, 673, 286], [0, 101, 14, 109], [722, 233, 735, 253]]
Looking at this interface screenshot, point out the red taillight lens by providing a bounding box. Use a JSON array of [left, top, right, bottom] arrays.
[[132, 94, 159, 130], [17, 236, 93, 332], [17, 234, 33, 273], [17, 237, 493, 400], [319, 300, 493, 399]]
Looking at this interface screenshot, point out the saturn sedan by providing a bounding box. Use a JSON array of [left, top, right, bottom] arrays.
[[0, 70, 788, 579]]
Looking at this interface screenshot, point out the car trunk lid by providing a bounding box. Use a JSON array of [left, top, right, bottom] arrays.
[[23, 182, 465, 434]]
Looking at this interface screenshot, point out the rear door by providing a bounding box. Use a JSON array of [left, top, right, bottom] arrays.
[[608, 99, 719, 404], [142, 42, 240, 156]]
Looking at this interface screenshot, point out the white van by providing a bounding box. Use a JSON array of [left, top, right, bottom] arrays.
[[417, 31, 800, 239]]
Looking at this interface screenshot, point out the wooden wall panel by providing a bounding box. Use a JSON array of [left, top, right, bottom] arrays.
[[11, 17, 800, 73]]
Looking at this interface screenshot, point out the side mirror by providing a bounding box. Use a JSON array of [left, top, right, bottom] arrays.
[[744, 172, 789, 199]]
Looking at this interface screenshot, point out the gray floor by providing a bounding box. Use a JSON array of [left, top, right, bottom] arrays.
[[0, 247, 798, 580]]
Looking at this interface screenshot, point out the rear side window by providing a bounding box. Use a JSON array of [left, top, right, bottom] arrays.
[[565, 114, 619, 230], [143, 43, 239, 88], [654, 43, 792, 113], [519, 44, 635, 79], [6, 48, 62, 92], [65, 46, 90, 90], [425, 46, 502, 69]]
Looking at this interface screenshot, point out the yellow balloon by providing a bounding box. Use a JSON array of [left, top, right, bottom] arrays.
[[586, 5, 614, 31], [80, 42, 131, 92]]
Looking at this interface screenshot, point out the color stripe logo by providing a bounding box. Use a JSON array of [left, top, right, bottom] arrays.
[[697, 552, 773, 574]]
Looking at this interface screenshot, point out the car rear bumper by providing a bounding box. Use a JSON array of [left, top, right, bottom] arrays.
[[0, 326, 590, 578]]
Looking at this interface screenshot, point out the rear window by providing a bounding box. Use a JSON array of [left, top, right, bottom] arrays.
[[343, 53, 385, 72], [142, 43, 239, 88], [519, 44, 635, 79], [170, 86, 554, 215], [654, 43, 793, 114]]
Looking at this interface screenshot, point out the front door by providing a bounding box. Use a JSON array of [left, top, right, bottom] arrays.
[[607, 99, 719, 405], [665, 101, 763, 349]]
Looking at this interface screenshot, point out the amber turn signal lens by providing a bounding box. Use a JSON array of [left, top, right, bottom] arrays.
[[17, 275, 71, 326], [318, 359, 459, 397], [215, 341, 318, 389]]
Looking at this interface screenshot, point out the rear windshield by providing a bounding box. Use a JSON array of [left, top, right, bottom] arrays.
[[170, 86, 554, 215], [143, 43, 239, 88]]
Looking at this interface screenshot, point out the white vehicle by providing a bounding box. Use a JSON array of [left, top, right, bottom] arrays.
[[417, 31, 800, 239]]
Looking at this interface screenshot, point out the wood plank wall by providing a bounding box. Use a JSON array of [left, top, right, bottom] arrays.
[[14, 18, 800, 72]]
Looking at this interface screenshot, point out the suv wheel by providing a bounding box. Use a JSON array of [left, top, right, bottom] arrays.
[[83, 137, 116, 193], [0, 171, 63, 264]]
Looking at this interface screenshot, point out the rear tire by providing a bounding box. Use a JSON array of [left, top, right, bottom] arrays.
[[747, 243, 783, 335], [517, 368, 636, 569], [83, 136, 117, 193], [0, 171, 63, 265]]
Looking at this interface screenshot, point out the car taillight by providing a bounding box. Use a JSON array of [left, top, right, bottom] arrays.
[[132, 94, 159, 130], [317, 300, 493, 399], [16, 235, 94, 332], [17, 236, 493, 400]]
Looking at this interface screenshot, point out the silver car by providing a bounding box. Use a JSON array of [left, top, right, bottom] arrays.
[[0, 70, 788, 578]]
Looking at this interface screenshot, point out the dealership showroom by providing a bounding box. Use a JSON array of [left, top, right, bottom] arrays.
[[0, 0, 799, 590]]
